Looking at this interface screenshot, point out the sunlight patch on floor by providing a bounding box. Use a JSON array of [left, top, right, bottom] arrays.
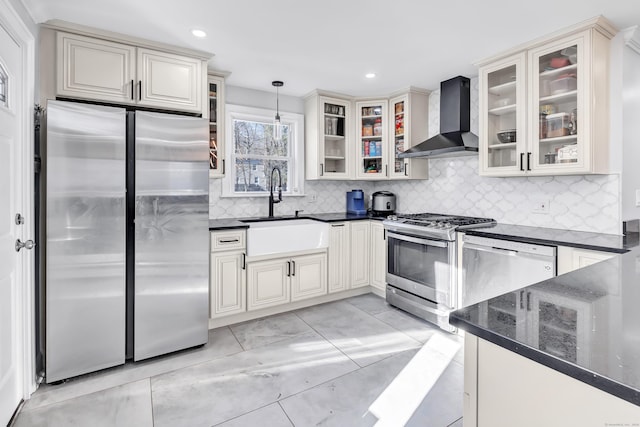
[[368, 333, 461, 426]]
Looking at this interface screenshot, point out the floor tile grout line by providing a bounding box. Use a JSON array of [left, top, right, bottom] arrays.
[[208, 401, 284, 427], [148, 378, 155, 427], [291, 310, 358, 367], [447, 416, 463, 426], [226, 324, 248, 351], [277, 400, 296, 427]]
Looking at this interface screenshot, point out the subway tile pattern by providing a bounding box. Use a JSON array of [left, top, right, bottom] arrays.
[[210, 77, 621, 234]]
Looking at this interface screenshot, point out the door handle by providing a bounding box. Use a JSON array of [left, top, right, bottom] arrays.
[[527, 152, 531, 171], [291, 260, 296, 276], [404, 162, 408, 176], [222, 159, 225, 175], [131, 79, 134, 100], [138, 80, 142, 101], [320, 163, 324, 176], [286, 261, 291, 277], [520, 153, 524, 172], [520, 290, 524, 309], [15, 239, 36, 252], [242, 253, 246, 270], [526, 292, 531, 311]]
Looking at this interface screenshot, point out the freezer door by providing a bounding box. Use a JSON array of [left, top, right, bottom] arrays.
[[46, 101, 126, 382], [134, 111, 209, 361]]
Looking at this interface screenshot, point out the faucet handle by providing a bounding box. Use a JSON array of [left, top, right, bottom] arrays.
[[295, 210, 304, 218]]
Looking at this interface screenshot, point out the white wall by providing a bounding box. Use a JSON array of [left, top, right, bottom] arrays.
[[621, 28, 640, 221]]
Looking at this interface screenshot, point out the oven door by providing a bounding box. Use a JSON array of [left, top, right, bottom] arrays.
[[386, 231, 456, 308]]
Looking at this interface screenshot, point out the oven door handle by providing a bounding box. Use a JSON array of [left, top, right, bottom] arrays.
[[387, 231, 449, 248]]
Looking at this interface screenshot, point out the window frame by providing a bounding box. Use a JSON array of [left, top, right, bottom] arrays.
[[222, 104, 305, 198]]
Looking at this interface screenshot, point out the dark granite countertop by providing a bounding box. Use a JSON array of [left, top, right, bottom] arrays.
[[209, 212, 382, 230], [450, 243, 640, 406], [463, 223, 636, 253]]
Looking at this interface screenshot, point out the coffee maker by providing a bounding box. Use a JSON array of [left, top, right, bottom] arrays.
[[346, 189, 367, 215]]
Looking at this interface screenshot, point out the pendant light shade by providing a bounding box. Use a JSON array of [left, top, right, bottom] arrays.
[[272, 80, 283, 142]]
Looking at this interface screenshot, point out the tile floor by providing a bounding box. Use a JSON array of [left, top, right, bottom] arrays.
[[14, 294, 464, 427]]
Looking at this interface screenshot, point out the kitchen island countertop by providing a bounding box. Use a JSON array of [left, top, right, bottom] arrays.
[[450, 238, 640, 407]]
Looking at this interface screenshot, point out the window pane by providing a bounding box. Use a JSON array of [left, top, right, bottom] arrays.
[[234, 159, 288, 193], [233, 119, 289, 156]]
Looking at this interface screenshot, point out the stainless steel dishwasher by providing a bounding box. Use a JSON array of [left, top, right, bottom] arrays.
[[461, 235, 556, 308]]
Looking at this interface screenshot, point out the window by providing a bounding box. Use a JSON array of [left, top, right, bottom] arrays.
[[222, 105, 304, 197]]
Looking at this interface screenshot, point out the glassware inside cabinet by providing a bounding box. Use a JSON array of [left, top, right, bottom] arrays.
[[209, 82, 218, 170], [486, 64, 518, 168], [323, 102, 346, 174], [537, 44, 578, 166], [393, 100, 405, 173], [361, 104, 383, 175]]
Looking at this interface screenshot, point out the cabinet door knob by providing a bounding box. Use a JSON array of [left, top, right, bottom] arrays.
[[15, 239, 36, 252]]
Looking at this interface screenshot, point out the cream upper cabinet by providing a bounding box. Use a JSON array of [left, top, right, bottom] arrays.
[[479, 53, 527, 176], [305, 94, 353, 180], [370, 221, 387, 291], [57, 32, 206, 114], [478, 17, 616, 177], [57, 32, 136, 104], [136, 48, 203, 113], [356, 99, 389, 180], [208, 74, 226, 177], [388, 90, 430, 180]]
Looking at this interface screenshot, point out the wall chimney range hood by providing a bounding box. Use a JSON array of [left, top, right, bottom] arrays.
[[399, 76, 478, 159]]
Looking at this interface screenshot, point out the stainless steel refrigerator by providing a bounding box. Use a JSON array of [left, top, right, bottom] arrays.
[[45, 100, 209, 383]]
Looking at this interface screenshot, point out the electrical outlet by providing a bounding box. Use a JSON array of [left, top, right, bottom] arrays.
[[308, 193, 317, 203], [532, 200, 550, 214]]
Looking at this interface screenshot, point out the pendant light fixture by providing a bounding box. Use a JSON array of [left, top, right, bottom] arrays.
[[272, 80, 283, 142]]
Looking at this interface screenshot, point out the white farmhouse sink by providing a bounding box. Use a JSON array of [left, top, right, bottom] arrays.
[[246, 219, 329, 257]]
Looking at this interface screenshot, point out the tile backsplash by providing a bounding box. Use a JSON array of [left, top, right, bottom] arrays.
[[210, 77, 621, 235]]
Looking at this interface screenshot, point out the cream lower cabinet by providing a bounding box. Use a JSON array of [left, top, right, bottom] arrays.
[[370, 221, 386, 291], [247, 252, 327, 311], [328, 223, 351, 293], [350, 221, 371, 288], [557, 246, 616, 275], [56, 31, 206, 114], [210, 230, 247, 319], [464, 335, 640, 427]]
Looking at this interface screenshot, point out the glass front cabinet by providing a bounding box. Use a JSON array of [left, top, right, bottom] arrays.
[[388, 91, 429, 180], [304, 95, 352, 180], [478, 18, 615, 177], [356, 100, 388, 180], [208, 74, 225, 177]]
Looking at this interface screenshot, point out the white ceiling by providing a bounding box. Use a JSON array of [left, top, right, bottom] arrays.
[[21, 0, 640, 97]]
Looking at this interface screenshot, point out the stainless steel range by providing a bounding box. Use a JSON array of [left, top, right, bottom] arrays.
[[382, 213, 495, 331]]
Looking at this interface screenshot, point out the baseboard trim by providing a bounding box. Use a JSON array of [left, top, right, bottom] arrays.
[[208, 286, 377, 329]]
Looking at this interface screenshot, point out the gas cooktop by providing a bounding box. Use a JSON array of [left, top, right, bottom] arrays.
[[383, 212, 496, 241]]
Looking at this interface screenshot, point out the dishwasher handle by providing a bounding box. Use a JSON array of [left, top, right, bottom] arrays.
[[464, 242, 518, 257]]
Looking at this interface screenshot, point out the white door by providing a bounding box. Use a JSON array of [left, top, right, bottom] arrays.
[[0, 18, 25, 426]]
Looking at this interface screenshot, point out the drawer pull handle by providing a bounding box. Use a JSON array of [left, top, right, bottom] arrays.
[[219, 238, 239, 243]]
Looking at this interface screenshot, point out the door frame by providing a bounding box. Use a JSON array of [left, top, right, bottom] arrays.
[[0, 0, 37, 399]]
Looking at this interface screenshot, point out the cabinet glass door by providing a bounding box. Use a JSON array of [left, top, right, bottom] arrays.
[[357, 101, 387, 178], [209, 80, 221, 174], [390, 97, 407, 178], [480, 53, 525, 175], [532, 39, 581, 169], [322, 100, 347, 176]]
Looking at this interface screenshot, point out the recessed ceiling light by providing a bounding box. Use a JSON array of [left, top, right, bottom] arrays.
[[365, 73, 376, 79], [191, 29, 207, 38]]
